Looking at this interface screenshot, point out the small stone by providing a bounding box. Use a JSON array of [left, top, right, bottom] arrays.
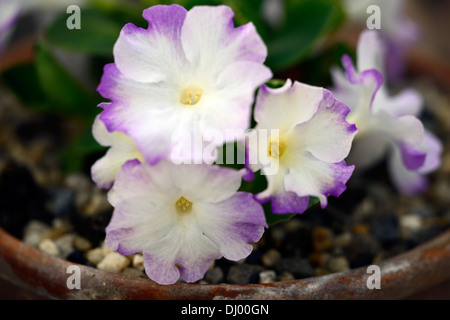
[[352, 224, 370, 235], [332, 232, 353, 249], [346, 234, 380, 268], [399, 214, 423, 239], [74, 235, 92, 252], [46, 187, 74, 217], [259, 270, 276, 284], [49, 218, 72, 239], [23, 220, 52, 248], [314, 267, 329, 276], [85, 247, 104, 265], [204, 266, 224, 284], [97, 252, 130, 273], [326, 256, 350, 273], [312, 226, 333, 252], [82, 188, 111, 216], [54, 233, 75, 259], [274, 257, 315, 279], [308, 252, 331, 268], [371, 214, 400, 247], [277, 271, 295, 282], [262, 249, 281, 267], [38, 238, 60, 257], [100, 241, 113, 256], [132, 254, 144, 270], [67, 250, 88, 265], [226, 263, 264, 284]]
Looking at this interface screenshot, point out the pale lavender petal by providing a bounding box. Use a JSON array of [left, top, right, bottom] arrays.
[[290, 89, 357, 163], [270, 192, 309, 215], [195, 192, 267, 261], [284, 154, 354, 208], [113, 4, 188, 83], [181, 5, 268, 78]]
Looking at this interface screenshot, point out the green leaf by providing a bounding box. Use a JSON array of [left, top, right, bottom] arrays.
[[46, 9, 123, 57], [0, 64, 49, 112], [34, 41, 98, 119], [265, 0, 345, 72], [59, 123, 107, 173]]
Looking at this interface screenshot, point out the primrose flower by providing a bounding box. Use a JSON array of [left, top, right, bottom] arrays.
[[98, 4, 272, 165], [91, 115, 143, 189], [331, 30, 442, 195], [105, 160, 267, 285], [246, 79, 357, 214], [342, 0, 420, 81]]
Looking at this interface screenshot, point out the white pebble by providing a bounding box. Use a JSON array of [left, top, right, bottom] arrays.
[[74, 235, 92, 252], [97, 252, 130, 273], [85, 248, 104, 265], [259, 270, 276, 284], [23, 220, 51, 248], [132, 254, 144, 270], [400, 214, 423, 238], [54, 233, 75, 258], [38, 238, 60, 257]]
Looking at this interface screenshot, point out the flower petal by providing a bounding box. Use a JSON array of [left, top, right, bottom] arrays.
[[181, 5, 268, 79], [288, 89, 357, 163], [195, 192, 267, 261], [113, 4, 188, 83], [254, 80, 323, 133], [284, 153, 354, 208], [91, 116, 143, 189]]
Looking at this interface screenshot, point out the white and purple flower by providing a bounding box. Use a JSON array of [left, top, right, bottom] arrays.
[[105, 160, 267, 285], [342, 0, 420, 81], [246, 79, 357, 214], [331, 30, 442, 195], [91, 115, 143, 189], [97, 4, 272, 165]]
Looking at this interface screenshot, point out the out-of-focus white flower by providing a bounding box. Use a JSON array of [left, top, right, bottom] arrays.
[[331, 30, 442, 195]]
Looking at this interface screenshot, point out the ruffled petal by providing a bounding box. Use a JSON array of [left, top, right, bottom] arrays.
[[181, 5, 268, 79], [195, 192, 267, 261], [254, 80, 323, 133], [113, 4, 188, 83], [284, 153, 354, 208], [105, 160, 265, 284], [288, 89, 357, 163]]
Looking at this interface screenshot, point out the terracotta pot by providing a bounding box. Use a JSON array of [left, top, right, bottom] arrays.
[[0, 226, 449, 299], [1, 17, 450, 301]]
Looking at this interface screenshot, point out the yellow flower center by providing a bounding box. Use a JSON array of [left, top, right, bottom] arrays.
[[175, 196, 193, 213], [268, 139, 285, 159], [180, 86, 203, 106]]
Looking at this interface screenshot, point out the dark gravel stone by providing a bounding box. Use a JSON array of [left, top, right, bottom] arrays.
[[226, 264, 264, 284], [66, 250, 88, 265], [0, 159, 51, 238], [204, 267, 224, 284], [370, 213, 400, 248], [346, 234, 380, 269], [46, 187, 76, 217], [274, 257, 315, 279]]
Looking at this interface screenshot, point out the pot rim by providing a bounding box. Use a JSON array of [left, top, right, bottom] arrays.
[[0, 226, 449, 299]]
